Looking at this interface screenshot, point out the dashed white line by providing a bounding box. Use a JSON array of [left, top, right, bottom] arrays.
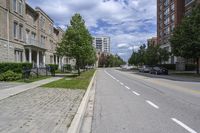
[[132, 91, 140, 96], [120, 82, 124, 86], [171, 118, 197, 133], [125, 86, 130, 90], [146, 100, 159, 109]]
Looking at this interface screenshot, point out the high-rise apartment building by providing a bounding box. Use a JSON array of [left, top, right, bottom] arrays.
[[92, 36, 111, 53], [157, 0, 200, 64], [147, 37, 158, 47]]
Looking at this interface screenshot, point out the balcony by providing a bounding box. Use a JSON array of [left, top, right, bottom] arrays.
[[25, 38, 46, 49]]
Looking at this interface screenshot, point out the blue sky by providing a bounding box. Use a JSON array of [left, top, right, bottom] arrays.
[[27, 0, 157, 61]]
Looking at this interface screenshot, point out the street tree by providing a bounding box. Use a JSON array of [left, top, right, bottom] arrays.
[[128, 52, 140, 66], [170, 5, 200, 74], [128, 45, 170, 66], [57, 13, 96, 75]]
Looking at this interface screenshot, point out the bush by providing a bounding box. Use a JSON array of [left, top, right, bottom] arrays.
[[64, 64, 72, 71], [185, 64, 197, 71], [157, 64, 176, 70], [47, 64, 59, 70], [0, 63, 32, 74], [0, 70, 21, 81]]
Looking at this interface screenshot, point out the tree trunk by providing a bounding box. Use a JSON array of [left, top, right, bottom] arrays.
[[77, 59, 81, 76], [196, 58, 199, 74], [78, 67, 80, 76]]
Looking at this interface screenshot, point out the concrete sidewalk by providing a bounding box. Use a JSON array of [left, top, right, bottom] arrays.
[[0, 77, 62, 101]]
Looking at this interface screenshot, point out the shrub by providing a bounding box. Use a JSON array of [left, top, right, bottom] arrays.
[[64, 64, 72, 71], [0, 70, 21, 81], [47, 64, 59, 70], [157, 64, 176, 70], [185, 64, 197, 71], [0, 63, 32, 74]]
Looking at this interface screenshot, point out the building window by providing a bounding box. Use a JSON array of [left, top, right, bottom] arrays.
[[19, 24, 23, 40], [185, 0, 193, 5], [15, 50, 23, 62], [13, 0, 17, 12], [41, 35, 46, 45], [40, 16, 45, 30], [164, 0, 169, 7], [171, 3, 175, 12], [171, 23, 175, 32], [13, 22, 18, 39], [171, 14, 175, 22], [31, 32, 36, 44], [164, 17, 170, 25], [25, 29, 29, 43], [18, 0, 23, 15], [49, 23, 53, 35], [164, 7, 170, 16]]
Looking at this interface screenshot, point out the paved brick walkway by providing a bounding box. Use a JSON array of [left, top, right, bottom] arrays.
[[0, 77, 62, 100], [0, 82, 25, 90], [0, 87, 84, 133]]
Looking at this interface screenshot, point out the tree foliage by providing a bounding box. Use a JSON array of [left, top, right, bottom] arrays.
[[128, 45, 170, 66], [98, 53, 125, 67], [170, 5, 200, 74], [56, 13, 96, 75]]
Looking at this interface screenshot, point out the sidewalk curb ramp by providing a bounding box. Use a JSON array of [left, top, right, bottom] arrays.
[[67, 71, 96, 133]]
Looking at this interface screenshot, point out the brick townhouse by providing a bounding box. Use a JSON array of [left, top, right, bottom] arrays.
[[0, 0, 75, 68]]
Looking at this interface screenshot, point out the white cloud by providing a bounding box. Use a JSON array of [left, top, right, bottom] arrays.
[[117, 43, 129, 48], [27, 0, 157, 61]]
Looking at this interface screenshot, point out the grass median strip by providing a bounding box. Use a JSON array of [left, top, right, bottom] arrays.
[[41, 69, 96, 90]]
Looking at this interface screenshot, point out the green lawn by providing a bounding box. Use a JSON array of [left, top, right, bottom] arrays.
[[17, 76, 51, 83], [42, 69, 96, 89]]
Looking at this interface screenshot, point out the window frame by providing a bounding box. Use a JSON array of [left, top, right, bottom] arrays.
[[13, 21, 18, 39], [13, 0, 17, 12], [18, 0, 23, 15], [19, 24, 23, 41]]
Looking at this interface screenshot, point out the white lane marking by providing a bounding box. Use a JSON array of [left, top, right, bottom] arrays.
[[120, 82, 124, 86], [146, 100, 159, 109], [132, 91, 140, 96], [125, 86, 130, 90], [171, 118, 197, 133], [105, 71, 118, 81]]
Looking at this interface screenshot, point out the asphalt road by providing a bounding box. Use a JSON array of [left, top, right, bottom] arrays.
[[92, 68, 200, 133]]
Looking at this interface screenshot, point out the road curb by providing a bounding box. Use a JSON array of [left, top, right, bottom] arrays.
[[67, 70, 96, 133]]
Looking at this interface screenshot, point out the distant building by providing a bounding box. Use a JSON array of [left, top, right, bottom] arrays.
[[157, 0, 200, 65], [147, 37, 157, 47], [93, 36, 111, 53]]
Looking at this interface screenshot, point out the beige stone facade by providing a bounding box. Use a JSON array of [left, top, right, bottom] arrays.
[[0, 0, 74, 68]]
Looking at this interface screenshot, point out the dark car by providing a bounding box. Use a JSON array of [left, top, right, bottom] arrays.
[[139, 65, 151, 73], [149, 66, 168, 75]]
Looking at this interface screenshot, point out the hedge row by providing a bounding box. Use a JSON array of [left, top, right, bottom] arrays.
[[185, 64, 197, 71], [0, 63, 33, 74], [47, 64, 59, 70]]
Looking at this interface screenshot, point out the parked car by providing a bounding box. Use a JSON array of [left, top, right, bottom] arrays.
[[139, 65, 151, 73], [149, 66, 168, 75], [121, 65, 133, 70]]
